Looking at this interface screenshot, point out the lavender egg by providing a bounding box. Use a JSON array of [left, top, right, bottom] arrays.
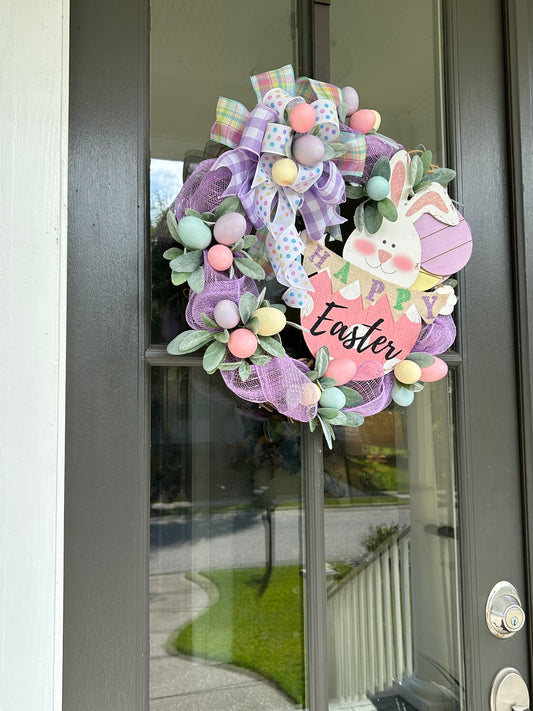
[[213, 212, 247, 246], [342, 86, 359, 116], [214, 299, 240, 329], [292, 135, 325, 167]]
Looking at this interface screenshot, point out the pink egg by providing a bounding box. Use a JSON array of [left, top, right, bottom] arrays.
[[349, 109, 376, 134], [342, 86, 359, 116], [213, 212, 247, 246], [207, 244, 233, 271], [289, 103, 316, 133], [324, 358, 357, 386], [292, 135, 325, 166], [213, 299, 240, 329], [228, 328, 258, 359], [419, 356, 448, 382]]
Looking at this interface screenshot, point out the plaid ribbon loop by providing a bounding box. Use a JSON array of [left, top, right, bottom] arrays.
[[210, 65, 369, 306]]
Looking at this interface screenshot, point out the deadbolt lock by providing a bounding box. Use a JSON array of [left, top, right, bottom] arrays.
[[486, 582, 526, 638]]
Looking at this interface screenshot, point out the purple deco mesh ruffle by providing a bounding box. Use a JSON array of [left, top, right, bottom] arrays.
[[186, 259, 258, 331], [186, 261, 317, 423], [173, 158, 255, 235], [221, 356, 317, 423]]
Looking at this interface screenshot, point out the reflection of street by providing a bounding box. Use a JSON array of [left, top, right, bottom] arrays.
[[150, 505, 408, 575]]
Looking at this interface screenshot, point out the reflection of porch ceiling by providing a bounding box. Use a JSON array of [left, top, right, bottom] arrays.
[[151, 0, 444, 163]]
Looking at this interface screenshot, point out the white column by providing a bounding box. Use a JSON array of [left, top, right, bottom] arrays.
[[0, 0, 69, 708]]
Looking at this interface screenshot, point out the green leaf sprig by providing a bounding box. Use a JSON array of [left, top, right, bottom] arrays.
[[166, 288, 288, 381], [306, 346, 364, 448], [164, 196, 265, 291], [346, 156, 397, 235]]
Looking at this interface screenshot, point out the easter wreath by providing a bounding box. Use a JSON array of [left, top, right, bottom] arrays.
[[162, 65, 472, 448]]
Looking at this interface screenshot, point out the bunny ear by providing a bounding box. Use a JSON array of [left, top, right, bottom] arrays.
[[405, 183, 459, 226], [389, 150, 411, 207]]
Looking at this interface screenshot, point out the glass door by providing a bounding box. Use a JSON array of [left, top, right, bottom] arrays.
[[148, 2, 469, 710], [64, 1, 531, 710]]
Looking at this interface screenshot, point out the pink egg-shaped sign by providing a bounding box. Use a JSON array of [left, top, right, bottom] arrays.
[[301, 272, 421, 374], [416, 212, 472, 276]]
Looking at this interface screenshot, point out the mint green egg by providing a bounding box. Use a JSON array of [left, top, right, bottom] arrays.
[[177, 215, 212, 250], [391, 383, 414, 407], [319, 386, 346, 410]]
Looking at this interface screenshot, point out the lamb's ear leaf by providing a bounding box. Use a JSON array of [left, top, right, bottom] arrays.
[[339, 387, 363, 408], [202, 340, 227, 373], [343, 411, 364, 427], [171, 271, 189, 286], [419, 168, 456, 186], [410, 154, 424, 187], [345, 184, 365, 200], [167, 329, 214, 355], [166, 210, 181, 243], [377, 198, 398, 222], [317, 415, 334, 449], [421, 149, 433, 175], [371, 156, 391, 181], [354, 202, 365, 231], [364, 202, 383, 234], [214, 196, 241, 219], [315, 346, 330, 378]]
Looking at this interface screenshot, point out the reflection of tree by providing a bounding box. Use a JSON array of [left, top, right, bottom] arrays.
[[232, 420, 301, 596]]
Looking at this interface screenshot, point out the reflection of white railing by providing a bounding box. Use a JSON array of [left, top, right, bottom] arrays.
[[327, 530, 413, 704]]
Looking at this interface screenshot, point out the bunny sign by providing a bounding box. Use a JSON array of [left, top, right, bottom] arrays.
[[164, 65, 472, 447], [343, 150, 466, 287]]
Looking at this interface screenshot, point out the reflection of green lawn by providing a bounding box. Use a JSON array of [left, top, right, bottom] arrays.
[[168, 566, 305, 704]]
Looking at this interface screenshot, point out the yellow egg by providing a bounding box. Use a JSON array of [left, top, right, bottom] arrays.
[[272, 158, 298, 187], [394, 360, 422, 385], [300, 382, 321, 406], [372, 110, 382, 131], [252, 307, 287, 336], [411, 268, 443, 291]]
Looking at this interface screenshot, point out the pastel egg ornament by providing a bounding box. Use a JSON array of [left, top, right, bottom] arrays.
[[319, 386, 347, 410], [207, 244, 233, 271], [349, 109, 377, 134], [300, 382, 321, 406], [324, 358, 357, 386], [272, 158, 298, 187], [213, 299, 240, 330], [366, 175, 390, 202], [251, 307, 287, 337], [394, 360, 422, 385], [289, 103, 316, 133], [391, 383, 415, 407], [213, 212, 247, 246], [177, 215, 212, 250], [419, 356, 448, 382], [292, 134, 325, 167], [371, 110, 382, 131], [228, 328, 258, 359], [342, 86, 359, 116]]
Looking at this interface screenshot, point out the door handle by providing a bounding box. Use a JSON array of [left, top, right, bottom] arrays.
[[491, 667, 530, 711]]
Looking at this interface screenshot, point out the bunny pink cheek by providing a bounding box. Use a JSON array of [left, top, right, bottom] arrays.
[[392, 254, 416, 272], [354, 238, 376, 256]]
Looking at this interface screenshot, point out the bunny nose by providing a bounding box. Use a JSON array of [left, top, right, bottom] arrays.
[[378, 249, 392, 264]]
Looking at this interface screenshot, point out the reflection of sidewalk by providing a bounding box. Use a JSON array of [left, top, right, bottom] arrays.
[[150, 573, 294, 711]]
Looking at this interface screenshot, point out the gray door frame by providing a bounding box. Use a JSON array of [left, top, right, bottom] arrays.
[[64, 0, 533, 708]]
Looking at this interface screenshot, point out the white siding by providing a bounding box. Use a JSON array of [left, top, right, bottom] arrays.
[[0, 0, 68, 708]]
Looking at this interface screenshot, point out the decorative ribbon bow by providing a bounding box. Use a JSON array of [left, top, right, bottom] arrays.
[[210, 65, 367, 306]]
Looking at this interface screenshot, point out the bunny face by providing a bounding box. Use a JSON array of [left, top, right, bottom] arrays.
[[344, 219, 422, 288], [343, 150, 460, 289]]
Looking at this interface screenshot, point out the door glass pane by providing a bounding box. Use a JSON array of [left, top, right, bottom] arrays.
[[329, 3, 462, 709], [331, 0, 446, 165], [325, 376, 463, 711], [150, 0, 299, 344], [150, 367, 306, 710]]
